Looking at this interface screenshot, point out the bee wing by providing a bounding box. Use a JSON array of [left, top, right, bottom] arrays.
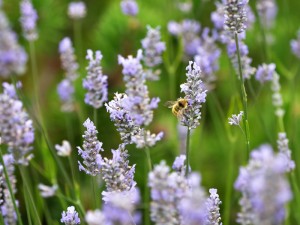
[[164, 101, 176, 108]]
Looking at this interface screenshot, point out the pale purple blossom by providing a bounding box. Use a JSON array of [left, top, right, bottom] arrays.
[[55, 140, 72, 157], [0, 11, 27, 78], [277, 132, 295, 172], [180, 61, 207, 129], [38, 184, 58, 198], [120, 0, 138, 16], [255, 63, 276, 83], [20, 0, 38, 41], [57, 79, 75, 112], [256, 0, 277, 29], [291, 30, 300, 59], [271, 72, 285, 117], [205, 188, 222, 225], [85, 210, 107, 225], [224, 0, 248, 33], [61, 206, 80, 225], [68, 2, 86, 19], [172, 154, 186, 173], [83, 49, 108, 108], [77, 118, 103, 176], [228, 111, 244, 126]]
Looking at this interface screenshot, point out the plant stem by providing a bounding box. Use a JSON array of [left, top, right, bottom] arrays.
[[93, 108, 98, 127], [144, 147, 152, 225], [234, 32, 250, 159], [0, 147, 23, 225], [74, 20, 83, 65], [185, 127, 191, 177]]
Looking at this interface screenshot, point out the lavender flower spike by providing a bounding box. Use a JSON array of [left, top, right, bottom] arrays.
[[120, 0, 139, 16], [77, 118, 103, 176], [180, 61, 207, 129], [224, 0, 248, 33], [83, 49, 108, 108], [61, 206, 80, 225], [20, 0, 38, 41], [0, 10, 27, 78], [277, 132, 295, 172], [255, 63, 276, 84], [68, 1, 86, 20], [205, 188, 222, 225]]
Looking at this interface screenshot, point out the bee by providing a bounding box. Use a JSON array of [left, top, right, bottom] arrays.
[[165, 98, 188, 118]]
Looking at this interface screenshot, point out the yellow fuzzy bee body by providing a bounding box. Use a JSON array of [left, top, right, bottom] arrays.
[[165, 98, 188, 118]]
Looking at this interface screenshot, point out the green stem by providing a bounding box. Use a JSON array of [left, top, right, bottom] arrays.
[[56, 192, 86, 217], [24, 189, 33, 225], [0, 147, 23, 225], [18, 166, 42, 225], [234, 33, 250, 160], [93, 108, 98, 127], [144, 147, 152, 225], [185, 127, 191, 177], [74, 20, 83, 65]]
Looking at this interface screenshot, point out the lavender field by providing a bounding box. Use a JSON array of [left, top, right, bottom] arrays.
[[1, 0, 300, 224]]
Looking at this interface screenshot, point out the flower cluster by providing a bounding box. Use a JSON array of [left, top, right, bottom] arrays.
[[0, 10, 27, 78], [224, 0, 248, 34], [83, 50, 108, 108], [277, 132, 295, 172], [20, 0, 38, 41], [61, 206, 80, 225], [0, 83, 34, 165], [235, 145, 292, 225], [0, 154, 18, 225], [271, 72, 284, 117], [255, 63, 276, 83], [168, 19, 201, 56], [256, 0, 277, 29], [180, 61, 207, 129], [57, 37, 79, 112], [77, 118, 103, 176], [68, 1, 86, 20], [228, 111, 244, 126], [120, 0, 139, 16]]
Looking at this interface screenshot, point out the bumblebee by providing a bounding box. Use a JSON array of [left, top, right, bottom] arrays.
[[165, 98, 188, 118]]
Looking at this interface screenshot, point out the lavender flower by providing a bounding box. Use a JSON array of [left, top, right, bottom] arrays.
[[194, 28, 221, 89], [85, 210, 107, 225], [118, 50, 160, 126], [176, 1, 193, 13], [55, 140, 72, 157], [141, 26, 166, 69], [83, 50, 108, 108], [0, 11, 27, 78], [61, 206, 80, 225], [58, 37, 79, 112], [101, 144, 136, 195], [148, 161, 189, 225], [0, 154, 18, 225], [291, 30, 300, 59], [68, 2, 86, 20], [57, 79, 75, 112], [180, 61, 207, 129], [120, 0, 138, 16], [77, 118, 103, 176], [224, 0, 248, 34], [256, 0, 277, 29], [277, 132, 295, 172], [0, 84, 34, 165], [271, 72, 284, 117], [228, 111, 244, 126], [38, 184, 58, 198], [255, 63, 276, 83], [205, 188, 222, 225], [20, 0, 38, 41], [172, 154, 186, 173], [235, 145, 292, 225]]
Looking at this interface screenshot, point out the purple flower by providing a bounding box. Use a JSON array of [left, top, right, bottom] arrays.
[[68, 2, 86, 19], [228, 111, 244, 126], [180, 61, 207, 129], [205, 188, 222, 225], [57, 79, 75, 112], [224, 0, 248, 33], [235, 144, 292, 225], [255, 63, 276, 83], [271, 72, 284, 117], [77, 118, 103, 176], [256, 0, 277, 29], [291, 30, 300, 59], [61, 206, 80, 225], [172, 155, 186, 173], [0, 11, 28, 78], [277, 132, 295, 172], [20, 0, 38, 41], [83, 49, 108, 109], [120, 0, 138, 16]]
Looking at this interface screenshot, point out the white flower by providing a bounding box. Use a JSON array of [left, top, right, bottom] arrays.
[[228, 111, 244, 126], [55, 140, 72, 156], [38, 184, 58, 198], [85, 210, 106, 225]]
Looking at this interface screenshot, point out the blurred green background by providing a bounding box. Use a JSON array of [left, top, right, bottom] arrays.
[[1, 0, 300, 224]]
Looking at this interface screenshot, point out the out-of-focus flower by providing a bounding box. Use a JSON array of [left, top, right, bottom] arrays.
[[228, 111, 244, 126], [38, 184, 58, 198], [83, 49, 108, 108], [55, 140, 72, 157], [77, 118, 103, 176], [120, 0, 138, 16], [172, 154, 186, 173], [68, 1, 86, 19], [57, 79, 75, 112], [205, 188, 222, 225], [291, 30, 300, 59], [271, 72, 284, 117], [0, 11, 27, 78], [20, 0, 38, 41], [277, 132, 295, 172], [256, 0, 277, 29], [255, 63, 276, 83], [180, 61, 207, 129], [235, 144, 292, 225], [61, 206, 80, 225], [176, 1, 193, 13], [85, 210, 107, 225], [224, 0, 248, 34], [0, 84, 34, 165]]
